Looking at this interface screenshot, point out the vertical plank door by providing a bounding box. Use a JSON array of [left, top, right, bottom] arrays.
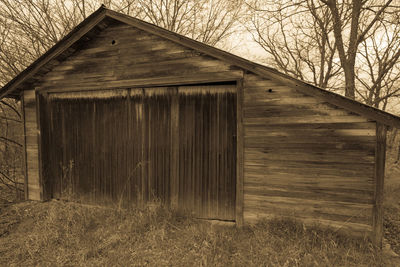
[[178, 85, 237, 220]]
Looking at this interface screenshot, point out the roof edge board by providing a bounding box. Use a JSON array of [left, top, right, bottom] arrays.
[[0, 6, 108, 99]]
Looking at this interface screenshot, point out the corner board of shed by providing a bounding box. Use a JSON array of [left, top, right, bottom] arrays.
[[22, 90, 42, 201]]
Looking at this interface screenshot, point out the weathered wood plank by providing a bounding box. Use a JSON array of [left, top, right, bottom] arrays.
[[243, 197, 372, 224], [170, 87, 179, 208], [37, 71, 243, 93], [23, 90, 41, 201], [21, 94, 28, 200], [244, 142, 375, 152], [43, 56, 235, 83], [243, 211, 372, 235], [245, 148, 374, 163], [35, 91, 44, 201], [244, 183, 373, 203], [244, 164, 374, 180], [246, 128, 375, 138], [245, 115, 369, 125], [245, 108, 350, 118], [245, 138, 375, 149], [50, 50, 194, 72], [236, 79, 244, 226]]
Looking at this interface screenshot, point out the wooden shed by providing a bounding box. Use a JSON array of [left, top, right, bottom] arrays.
[[1, 6, 400, 245]]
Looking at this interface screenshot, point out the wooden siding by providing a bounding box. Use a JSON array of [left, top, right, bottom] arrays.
[[39, 85, 236, 220], [20, 16, 381, 232], [37, 22, 242, 92], [23, 90, 41, 200], [373, 123, 387, 247], [243, 73, 376, 234], [178, 86, 236, 220]]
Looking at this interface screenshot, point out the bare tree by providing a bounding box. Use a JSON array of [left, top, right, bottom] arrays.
[[135, 0, 244, 47], [0, 98, 23, 201], [247, 0, 342, 90], [356, 12, 400, 110], [246, 0, 400, 102], [320, 0, 398, 99], [0, 0, 105, 85]]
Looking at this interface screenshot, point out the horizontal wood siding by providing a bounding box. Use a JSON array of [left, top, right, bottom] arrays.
[[37, 22, 242, 92], [23, 90, 41, 200], [243, 73, 376, 234]]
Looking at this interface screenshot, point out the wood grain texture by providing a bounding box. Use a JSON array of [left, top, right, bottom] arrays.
[[373, 123, 387, 247], [36, 22, 241, 92], [170, 87, 179, 208], [21, 94, 28, 200], [23, 90, 41, 200], [236, 79, 244, 226], [39, 85, 237, 220], [242, 73, 377, 234], [35, 91, 44, 201], [22, 17, 383, 235], [178, 85, 236, 220]]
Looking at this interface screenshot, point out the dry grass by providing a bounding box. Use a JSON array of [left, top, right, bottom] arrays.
[[384, 166, 400, 256], [0, 199, 395, 267]]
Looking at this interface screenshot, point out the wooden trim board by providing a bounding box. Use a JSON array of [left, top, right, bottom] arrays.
[[21, 92, 29, 200], [36, 73, 243, 94], [372, 122, 387, 248], [35, 91, 44, 201], [236, 79, 244, 226], [170, 87, 179, 208]]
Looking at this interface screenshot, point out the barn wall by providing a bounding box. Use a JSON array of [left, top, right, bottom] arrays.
[[28, 18, 379, 232], [242, 73, 376, 234], [22, 90, 41, 200], [32, 20, 242, 213]]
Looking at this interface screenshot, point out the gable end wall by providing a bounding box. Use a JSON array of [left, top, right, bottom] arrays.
[[36, 22, 243, 92]]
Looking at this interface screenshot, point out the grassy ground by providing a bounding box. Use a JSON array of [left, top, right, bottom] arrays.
[[1, 143, 400, 266], [384, 166, 400, 256], [0, 199, 398, 267]]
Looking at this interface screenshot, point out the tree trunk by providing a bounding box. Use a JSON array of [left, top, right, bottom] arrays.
[[343, 64, 356, 99]]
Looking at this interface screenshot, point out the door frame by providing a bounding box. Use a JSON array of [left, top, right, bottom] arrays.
[[35, 77, 244, 224], [235, 79, 244, 226]]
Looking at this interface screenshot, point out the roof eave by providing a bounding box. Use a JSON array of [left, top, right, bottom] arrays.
[[0, 5, 108, 99]]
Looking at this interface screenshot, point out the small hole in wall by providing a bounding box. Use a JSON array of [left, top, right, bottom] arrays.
[[111, 40, 116, 45], [268, 89, 273, 93]]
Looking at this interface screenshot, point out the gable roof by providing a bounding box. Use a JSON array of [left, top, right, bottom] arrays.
[[1, 5, 400, 128]]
